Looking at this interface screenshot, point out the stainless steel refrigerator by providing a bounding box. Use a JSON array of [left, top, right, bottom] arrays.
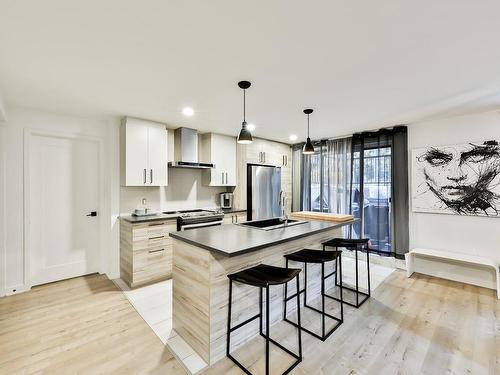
[[247, 164, 281, 221]]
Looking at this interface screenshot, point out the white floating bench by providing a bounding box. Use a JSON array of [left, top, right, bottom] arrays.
[[405, 248, 500, 299]]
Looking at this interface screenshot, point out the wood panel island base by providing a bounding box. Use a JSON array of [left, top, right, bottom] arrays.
[[170, 219, 356, 365]]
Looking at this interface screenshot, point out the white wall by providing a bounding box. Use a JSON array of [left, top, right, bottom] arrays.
[[408, 110, 500, 263], [0, 106, 228, 296], [0, 114, 6, 296], [1, 106, 120, 295], [0, 90, 6, 122]]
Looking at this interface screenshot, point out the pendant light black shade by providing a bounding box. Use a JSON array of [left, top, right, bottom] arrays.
[[237, 121, 253, 144], [237, 81, 253, 144], [302, 108, 315, 154]]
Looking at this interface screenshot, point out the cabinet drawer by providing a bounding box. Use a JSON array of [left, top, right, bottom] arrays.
[[132, 221, 176, 242], [132, 235, 171, 251], [133, 245, 172, 284]]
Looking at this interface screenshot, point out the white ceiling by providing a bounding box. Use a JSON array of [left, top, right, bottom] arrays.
[[1, 1, 500, 142]]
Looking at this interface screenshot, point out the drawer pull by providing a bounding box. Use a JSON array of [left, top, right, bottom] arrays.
[[148, 223, 165, 227], [148, 248, 165, 254], [149, 235, 165, 240]]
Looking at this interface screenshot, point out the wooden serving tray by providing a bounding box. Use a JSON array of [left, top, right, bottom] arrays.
[[290, 211, 354, 222]]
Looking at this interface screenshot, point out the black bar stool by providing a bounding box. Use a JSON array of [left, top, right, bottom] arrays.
[[323, 238, 370, 308], [227, 264, 302, 375], [283, 249, 343, 341]]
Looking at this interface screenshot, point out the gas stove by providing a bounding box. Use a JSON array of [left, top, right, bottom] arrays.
[[165, 209, 225, 231]]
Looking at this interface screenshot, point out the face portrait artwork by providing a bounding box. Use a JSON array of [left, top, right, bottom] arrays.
[[412, 141, 500, 216]]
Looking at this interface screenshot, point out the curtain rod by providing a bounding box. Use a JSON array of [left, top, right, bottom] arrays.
[[291, 124, 407, 146]]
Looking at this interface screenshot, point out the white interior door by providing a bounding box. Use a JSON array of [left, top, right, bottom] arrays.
[[29, 134, 100, 286]]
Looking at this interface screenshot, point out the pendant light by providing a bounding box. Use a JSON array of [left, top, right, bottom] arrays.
[[302, 108, 315, 154], [237, 80, 253, 144]]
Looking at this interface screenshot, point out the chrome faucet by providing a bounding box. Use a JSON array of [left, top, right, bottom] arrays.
[[279, 191, 289, 226]]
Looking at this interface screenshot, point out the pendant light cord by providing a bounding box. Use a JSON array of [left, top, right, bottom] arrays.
[[307, 113, 310, 137], [243, 89, 246, 123]]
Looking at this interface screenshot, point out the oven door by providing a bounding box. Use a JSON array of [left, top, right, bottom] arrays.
[[180, 219, 224, 231]]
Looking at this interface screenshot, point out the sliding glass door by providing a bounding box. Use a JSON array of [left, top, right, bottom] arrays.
[[295, 126, 409, 258], [351, 145, 392, 254]]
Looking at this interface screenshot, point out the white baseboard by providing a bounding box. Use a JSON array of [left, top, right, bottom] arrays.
[[5, 284, 31, 296], [341, 250, 404, 270]]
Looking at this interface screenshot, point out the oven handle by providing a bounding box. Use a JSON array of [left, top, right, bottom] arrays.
[[180, 219, 224, 230]]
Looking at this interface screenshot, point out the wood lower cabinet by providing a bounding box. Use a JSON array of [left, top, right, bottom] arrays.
[[223, 211, 247, 224], [120, 219, 176, 288]]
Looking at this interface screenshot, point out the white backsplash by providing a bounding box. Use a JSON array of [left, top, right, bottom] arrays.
[[120, 168, 227, 214]]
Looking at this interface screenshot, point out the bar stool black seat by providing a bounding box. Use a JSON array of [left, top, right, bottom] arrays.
[[283, 249, 343, 341], [322, 238, 370, 308], [227, 264, 302, 375]]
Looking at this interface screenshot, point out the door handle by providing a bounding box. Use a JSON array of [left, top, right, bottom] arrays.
[[225, 172, 228, 184], [263, 152, 266, 163], [143, 169, 147, 184], [150, 169, 153, 184], [222, 172, 224, 184], [86, 211, 97, 217]]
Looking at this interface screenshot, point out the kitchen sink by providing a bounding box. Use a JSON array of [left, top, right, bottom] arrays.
[[238, 217, 308, 231]]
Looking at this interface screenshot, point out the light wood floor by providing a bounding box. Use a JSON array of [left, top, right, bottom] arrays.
[[0, 274, 186, 375], [1, 271, 498, 375], [202, 270, 500, 375]]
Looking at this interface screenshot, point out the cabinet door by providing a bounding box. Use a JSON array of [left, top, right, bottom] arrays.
[[244, 139, 264, 164], [203, 134, 237, 186], [125, 121, 149, 186], [234, 212, 247, 223], [261, 139, 285, 167], [212, 134, 228, 186], [147, 124, 168, 186], [222, 135, 237, 186]]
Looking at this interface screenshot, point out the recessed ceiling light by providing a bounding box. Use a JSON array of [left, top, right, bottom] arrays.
[[182, 107, 194, 117], [289, 134, 298, 141], [247, 123, 256, 131]]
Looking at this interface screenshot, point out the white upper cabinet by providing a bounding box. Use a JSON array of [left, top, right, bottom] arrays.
[[201, 133, 237, 186], [147, 124, 168, 186], [120, 117, 168, 186]]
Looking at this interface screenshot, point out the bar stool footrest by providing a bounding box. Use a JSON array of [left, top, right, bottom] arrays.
[[284, 316, 342, 341], [303, 302, 342, 321], [258, 333, 302, 360], [329, 288, 370, 308]]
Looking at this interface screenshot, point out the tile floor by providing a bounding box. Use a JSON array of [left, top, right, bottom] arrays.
[[114, 253, 396, 375]]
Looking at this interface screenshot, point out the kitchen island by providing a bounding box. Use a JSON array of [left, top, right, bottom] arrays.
[[169, 219, 356, 365]]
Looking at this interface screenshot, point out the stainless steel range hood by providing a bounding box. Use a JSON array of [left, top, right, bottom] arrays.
[[168, 127, 215, 169]]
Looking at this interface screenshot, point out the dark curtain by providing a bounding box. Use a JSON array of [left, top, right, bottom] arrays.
[[350, 126, 409, 258], [391, 127, 409, 259]]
